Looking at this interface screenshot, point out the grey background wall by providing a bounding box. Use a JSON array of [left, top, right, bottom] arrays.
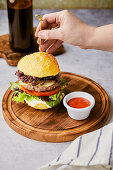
[[0, 0, 113, 9]]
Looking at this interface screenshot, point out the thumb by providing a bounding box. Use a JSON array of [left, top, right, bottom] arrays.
[[38, 29, 61, 40]]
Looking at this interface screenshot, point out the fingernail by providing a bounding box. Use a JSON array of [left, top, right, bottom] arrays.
[[46, 49, 50, 53], [35, 32, 37, 37]]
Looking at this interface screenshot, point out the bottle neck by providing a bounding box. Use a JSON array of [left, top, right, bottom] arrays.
[[7, 0, 32, 9]]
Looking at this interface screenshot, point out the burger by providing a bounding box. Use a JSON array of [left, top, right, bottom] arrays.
[[10, 52, 67, 109]]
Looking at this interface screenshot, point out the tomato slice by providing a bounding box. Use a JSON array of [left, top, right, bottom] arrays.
[[20, 85, 61, 96]]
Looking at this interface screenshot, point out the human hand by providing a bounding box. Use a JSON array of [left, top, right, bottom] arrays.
[[35, 10, 95, 53]]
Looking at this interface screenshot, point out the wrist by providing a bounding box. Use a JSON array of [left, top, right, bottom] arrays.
[[80, 25, 96, 49]]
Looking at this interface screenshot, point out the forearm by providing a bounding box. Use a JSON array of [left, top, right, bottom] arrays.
[[86, 24, 113, 52]]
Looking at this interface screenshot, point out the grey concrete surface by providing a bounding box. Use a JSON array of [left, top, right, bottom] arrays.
[[0, 9, 113, 170]]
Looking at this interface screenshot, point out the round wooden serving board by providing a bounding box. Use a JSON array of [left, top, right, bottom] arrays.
[[2, 72, 109, 142]]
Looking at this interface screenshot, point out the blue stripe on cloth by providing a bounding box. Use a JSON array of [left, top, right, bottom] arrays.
[[108, 131, 113, 164], [87, 128, 103, 165], [56, 154, 62, 162], [67, 159, 73, 165], [77, 136, 82, 158], [53, 167, 58, 170]]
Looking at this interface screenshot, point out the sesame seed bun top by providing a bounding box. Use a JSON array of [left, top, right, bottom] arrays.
[[17, 52, 60, 77]]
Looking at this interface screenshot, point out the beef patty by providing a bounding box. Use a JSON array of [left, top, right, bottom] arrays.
[[20, 80, 61, 92]]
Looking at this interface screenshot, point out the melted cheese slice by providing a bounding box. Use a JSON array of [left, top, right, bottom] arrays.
[[19, 80, 55, 88]]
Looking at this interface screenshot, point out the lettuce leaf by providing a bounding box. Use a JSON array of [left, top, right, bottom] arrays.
[[12, 92, 41, 103], [46, 90, 64, 107], [10, 82, 21, 90], [61, 79, 68, 89], [45, 100, 61, 108], [12, 92, 27, 103]]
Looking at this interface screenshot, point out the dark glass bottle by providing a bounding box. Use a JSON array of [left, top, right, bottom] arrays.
[[7, 0, 33, 52]]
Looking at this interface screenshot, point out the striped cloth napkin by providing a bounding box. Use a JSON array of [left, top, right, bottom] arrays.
[[39, 122, 113, 170]]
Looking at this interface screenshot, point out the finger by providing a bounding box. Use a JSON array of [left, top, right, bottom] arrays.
[[47, 40, 63, 53], [35, 21, 58, 37], [38, 29, 61, 40], [37, 38, 45, 45], [35, 19, 48, 37], [41, 39, 57, 52], [35, 10, 64, 37], [40, 20, 58, 30], [42, 12, 61, 24], [35, 11, 60, 37]]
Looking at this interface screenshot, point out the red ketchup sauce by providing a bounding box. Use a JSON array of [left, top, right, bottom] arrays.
[[67, 97, 91, 109]]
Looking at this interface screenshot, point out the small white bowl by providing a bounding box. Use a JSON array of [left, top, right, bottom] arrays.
[[63, 91, 95, 120]]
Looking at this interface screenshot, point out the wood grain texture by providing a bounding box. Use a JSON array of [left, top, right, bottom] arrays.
[[0, 27, 64, 66], [2, 72, 109, 142]]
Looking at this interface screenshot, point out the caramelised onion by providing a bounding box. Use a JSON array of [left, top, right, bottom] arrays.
[[15, 70, 61, 86]]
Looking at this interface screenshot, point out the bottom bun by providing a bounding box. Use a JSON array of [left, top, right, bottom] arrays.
[[25, 98, 52, 110], [33, 103, 50, 109]]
